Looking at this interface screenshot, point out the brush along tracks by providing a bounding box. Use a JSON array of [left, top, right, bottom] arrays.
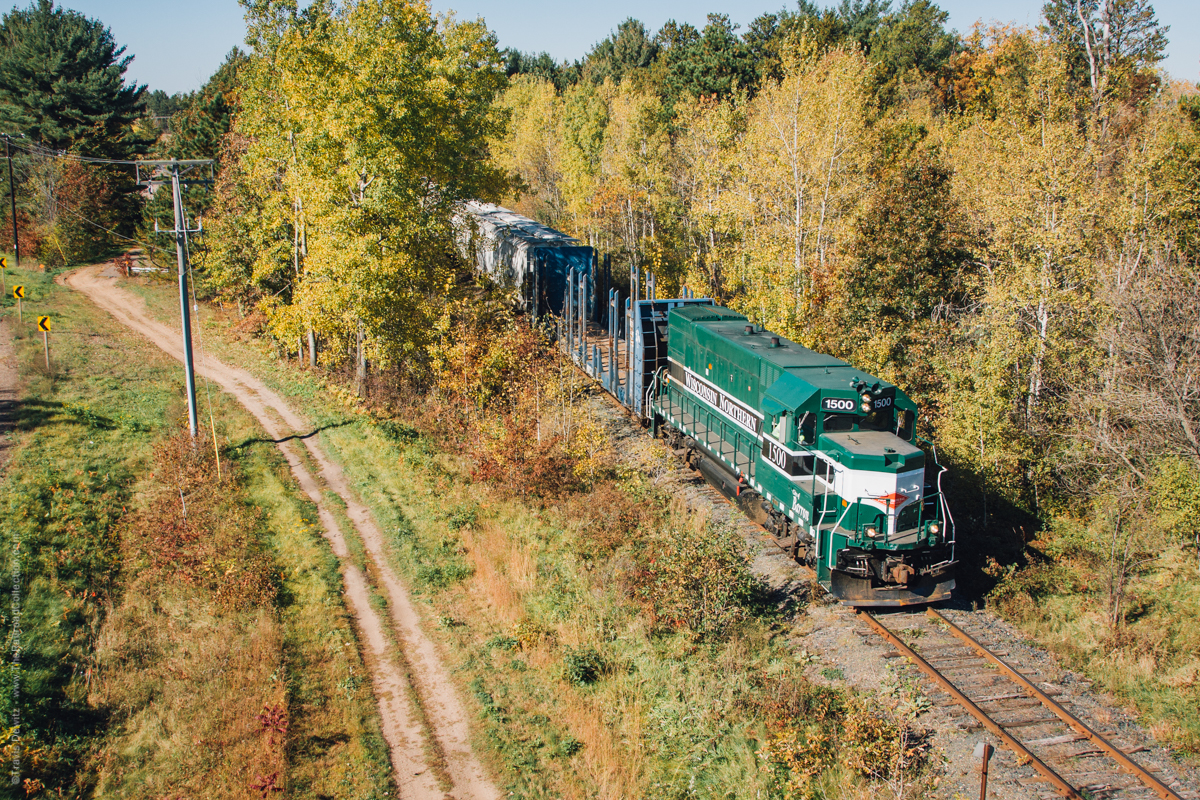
[[857, 608, 1194, 800]]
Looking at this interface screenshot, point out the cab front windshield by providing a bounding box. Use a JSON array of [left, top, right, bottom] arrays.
[[859, 407, 894, 432]]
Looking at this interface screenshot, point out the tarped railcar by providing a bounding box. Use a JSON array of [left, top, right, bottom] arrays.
[[455, 201, 594, 318]]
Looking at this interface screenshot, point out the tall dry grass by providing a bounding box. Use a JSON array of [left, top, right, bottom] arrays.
[[82, 435, 390, 798]]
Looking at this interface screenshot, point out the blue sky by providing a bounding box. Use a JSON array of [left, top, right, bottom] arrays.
[[66, 0, 1199, 95]]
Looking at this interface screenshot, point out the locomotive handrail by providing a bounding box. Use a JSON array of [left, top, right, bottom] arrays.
[[644, 366, 666, 419]]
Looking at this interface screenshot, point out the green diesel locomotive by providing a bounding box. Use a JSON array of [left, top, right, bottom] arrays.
[[650, 304, 955, 606]]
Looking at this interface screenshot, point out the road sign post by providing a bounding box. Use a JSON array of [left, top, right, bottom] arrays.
[[38, 316, 50, 371], [12, 284, 23, 323], [1, 255, 6, 294]]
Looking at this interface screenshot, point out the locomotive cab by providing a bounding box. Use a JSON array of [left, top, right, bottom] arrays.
[[758, 379, 955, 605]]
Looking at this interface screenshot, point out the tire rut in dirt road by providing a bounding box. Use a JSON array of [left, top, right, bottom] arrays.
[[63, 264, 500, 800]]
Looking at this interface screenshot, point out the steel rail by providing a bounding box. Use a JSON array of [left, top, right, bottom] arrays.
[[926, 608, 1183, 800], [855, 609, 1084, 799]]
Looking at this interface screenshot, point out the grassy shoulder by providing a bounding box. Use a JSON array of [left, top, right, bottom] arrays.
[[0, 266, 389, 798], [120, 280, 939, 798]]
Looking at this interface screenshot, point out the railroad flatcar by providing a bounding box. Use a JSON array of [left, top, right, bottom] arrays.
[[649, 304, 955, 606]]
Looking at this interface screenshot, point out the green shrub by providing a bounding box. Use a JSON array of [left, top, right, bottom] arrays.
[[561, 645, 605, 685], [376, 419, 420, 443], [447, 504, 479, 531], [627, 521, 766, 638], [416, 560, 474, 590]]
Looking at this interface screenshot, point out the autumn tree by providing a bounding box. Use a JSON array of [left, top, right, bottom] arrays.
[[208, 0, 508, 380], [941, 33, 1102, 517], [491, 76, 565, 224], [722, 48, 869, 342]]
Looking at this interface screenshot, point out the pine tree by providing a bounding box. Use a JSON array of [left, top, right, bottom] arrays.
[[583, 18, 659, 86], [662, 15, 756, 104], [0, 0, 145, 158]]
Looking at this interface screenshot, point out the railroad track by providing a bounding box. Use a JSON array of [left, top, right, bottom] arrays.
[[857, 608, 1195, 800]]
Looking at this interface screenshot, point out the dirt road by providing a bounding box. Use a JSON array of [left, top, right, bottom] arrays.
[[64, 264, 500, 800]]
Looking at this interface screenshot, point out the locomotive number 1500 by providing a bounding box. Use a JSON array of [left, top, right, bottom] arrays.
[[822, 397, 856, 412], [766, 440, 789, 470]]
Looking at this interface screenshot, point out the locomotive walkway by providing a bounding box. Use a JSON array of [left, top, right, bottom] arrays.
[[64, 263, 501, 800]]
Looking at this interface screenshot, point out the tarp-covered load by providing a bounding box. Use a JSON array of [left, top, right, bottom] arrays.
[[455, 201, 594, 317]]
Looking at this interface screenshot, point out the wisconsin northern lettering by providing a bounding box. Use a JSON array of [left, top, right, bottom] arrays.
[[720, 394, 759, 435], [684, 370, 719, 408], [680, 366, 761, 436]]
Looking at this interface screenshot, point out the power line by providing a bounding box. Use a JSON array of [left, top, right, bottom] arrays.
[[52, 201, 170, 255], [6, 135, 151, 166]]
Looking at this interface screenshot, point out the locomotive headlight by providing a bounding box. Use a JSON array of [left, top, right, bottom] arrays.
[[929, 522, 940, 535], [860, 401, 871, 412], [865, 525, 878, 539], [861, 392, 871, 403]]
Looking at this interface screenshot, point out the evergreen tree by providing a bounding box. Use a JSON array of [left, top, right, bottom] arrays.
[[0, 0, 145, 157], [582, 18, 659, 85], [869, 0, 957, 108], [503, 49, 574, 90], [845, 123, 970, 322], [662, 14, 756, 103], [838, 0, 891, 52]]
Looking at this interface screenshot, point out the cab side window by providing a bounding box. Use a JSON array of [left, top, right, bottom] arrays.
[[823, 413, 855, 433], [799, 413, 815, 445], [772, 412, 789, 441]]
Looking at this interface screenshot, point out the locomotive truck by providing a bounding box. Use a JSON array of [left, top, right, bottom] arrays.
[[649, 304, 956, 606]]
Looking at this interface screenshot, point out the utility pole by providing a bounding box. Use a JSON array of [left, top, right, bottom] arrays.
[[5, 135, 19, 268], [137, 158, 214, 439]]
